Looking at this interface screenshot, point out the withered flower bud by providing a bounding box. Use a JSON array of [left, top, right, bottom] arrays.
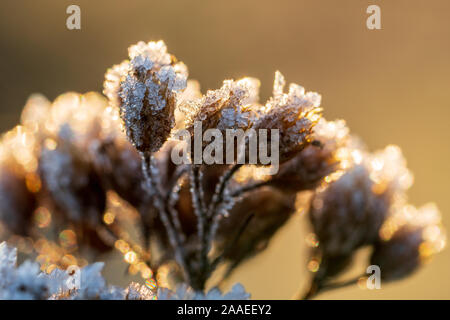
[[309, 145, 413, 258], [180, 77, 261, 134], [88, 105, 146, 210], [268, 118, 357, 193], [371, 203, 446, 281], [39, 127, 106, 229], [252, 71, 322, 163], [104, 40, 188, 152]]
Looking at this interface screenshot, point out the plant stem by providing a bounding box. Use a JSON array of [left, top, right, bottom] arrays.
[[230, 180, 271, 198], [141, 152, 190, 284]]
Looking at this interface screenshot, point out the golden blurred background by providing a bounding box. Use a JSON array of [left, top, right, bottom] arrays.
[[1, 0, 449, 299]]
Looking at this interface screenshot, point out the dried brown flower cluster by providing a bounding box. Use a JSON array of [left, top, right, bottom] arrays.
[[0, 40, 445, 300]]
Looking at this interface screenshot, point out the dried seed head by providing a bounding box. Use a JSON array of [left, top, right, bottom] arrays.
[[253, 71, 322, 163], [309, 144, 413, 258], [180, 77, 261, 133], [174, 80, 203, 130], [39, 130, 106, 229], [371, 203, 446, 281], [268, 118, 360, 192], [88, 103, 147, 210], [104, 40, 188, 152], [309, 165, 390, 257], [45, 92, 106, 151]]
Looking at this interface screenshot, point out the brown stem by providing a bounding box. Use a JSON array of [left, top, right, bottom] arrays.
[[141, 152, 190, 284]]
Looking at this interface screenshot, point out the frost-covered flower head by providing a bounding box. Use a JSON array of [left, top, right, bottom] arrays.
[[309, 145, 413, 258], [44, 92, 106, 150], [39, 133, 106, 228], [371, 203, 446, 281], [309, 165, 389, 257], [253, 71, 322, 162], [180, 77, 261, 134], [104, 40, 188, 152], [268, 118, 360, 192]]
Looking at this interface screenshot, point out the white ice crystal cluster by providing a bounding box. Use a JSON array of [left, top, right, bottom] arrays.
[[0, 242, 250, 300]]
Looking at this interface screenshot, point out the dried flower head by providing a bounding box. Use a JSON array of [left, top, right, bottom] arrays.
[[371, 203, 446, 281], [104, 40, 188, 152], [309, 165, 388, 257], [309, 144, 413, 258], [39, 133, 106, 229], [268, 118, 359, 193], [253, 71, 322, 162], [180, 77, 261, 134], [88, 104, 147, 210], [45, 92, 106, 150]]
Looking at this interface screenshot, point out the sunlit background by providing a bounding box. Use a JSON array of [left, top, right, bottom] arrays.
[[1, 0, 449, 299]]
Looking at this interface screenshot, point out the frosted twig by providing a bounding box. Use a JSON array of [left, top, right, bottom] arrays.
[[203, 164, 243, 270], [230, 180, 271, 198], [189, 164, 210, 288], [298, 274, 363, 300], [210, 213, 254, 275], [140, 152, 190, 283], [166, 166, 188, 243]]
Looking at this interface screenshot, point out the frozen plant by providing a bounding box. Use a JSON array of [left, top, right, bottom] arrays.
[[0, 40, 446, 300]]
